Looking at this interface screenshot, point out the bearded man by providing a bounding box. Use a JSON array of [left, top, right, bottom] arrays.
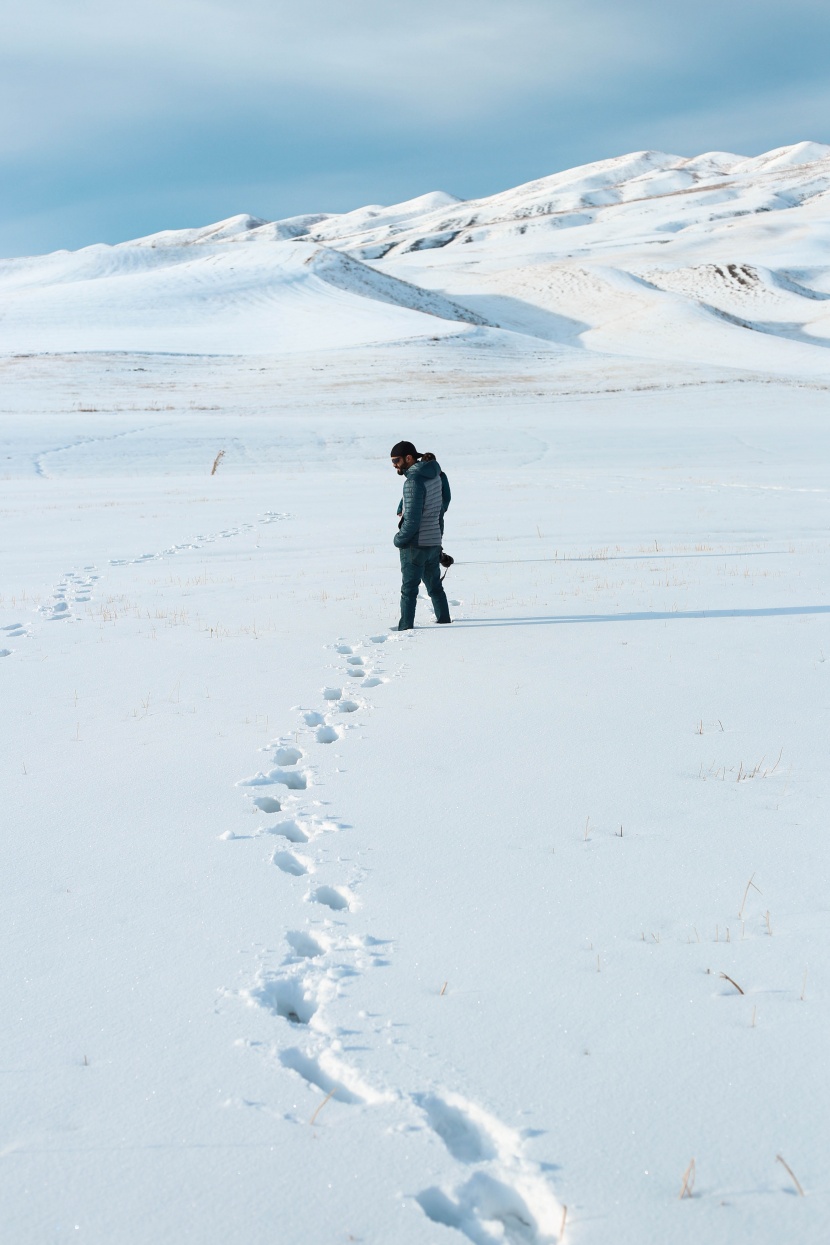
[[390, 440, 452, 631]]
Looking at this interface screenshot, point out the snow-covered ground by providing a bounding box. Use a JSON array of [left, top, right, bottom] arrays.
[[2, 144, 830, 1244]]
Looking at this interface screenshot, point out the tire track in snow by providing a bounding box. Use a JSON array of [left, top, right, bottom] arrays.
[[231, 631, 564, 1243]]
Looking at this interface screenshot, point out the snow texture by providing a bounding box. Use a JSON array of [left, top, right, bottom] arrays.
[[2, 143, 830, 1244]]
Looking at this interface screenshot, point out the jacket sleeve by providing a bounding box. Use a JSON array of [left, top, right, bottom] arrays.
[[394, 475, 425, 546], [397, 498, 403, 516]]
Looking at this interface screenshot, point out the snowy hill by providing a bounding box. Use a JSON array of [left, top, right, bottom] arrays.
[[306, 142, 830, 254], [2, 142, 830, 371], [0, 235, 486, 354]]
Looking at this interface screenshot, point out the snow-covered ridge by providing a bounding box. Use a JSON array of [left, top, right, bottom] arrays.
[[8, 141, 828, 264], [2, 141, 830, 369], [309, 141, 830, 256], [305, 245, 488, 326], [180, 141, 830, 257]]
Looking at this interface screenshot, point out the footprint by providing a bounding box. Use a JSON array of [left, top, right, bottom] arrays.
[[338, 700, 359, 714], [239, 768, 307, 790], [316, 725, 339, 744], [285, 930, 325, 959], [346, 656, 364, 667], [0, 649, 11, 658], [361, 677, 382, 688], [414, 1093, 563, 1244], [415, 1094, 497, 1163], [303, 711, 326, 727], [274, 746, 303, 766], [415, 1189, 464, 1234], [310, 885, 352, 912], [269, 767, 307, 790], [369, 635, 387, 644], [266, 819, 309, 844], [252, 795, 281, 814], [323, 687, 342, 701], [273, 850, 310, 877], [335, 645, 353, 655], [279, 1049, 364, 1105], [416, 1174, 541, 1244], [251, 975, 318, 1025], [43, 600, 70, 619]]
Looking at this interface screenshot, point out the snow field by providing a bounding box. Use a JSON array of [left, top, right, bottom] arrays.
[[3, 140, 830, 1242], [2, 360, 830, 1242]]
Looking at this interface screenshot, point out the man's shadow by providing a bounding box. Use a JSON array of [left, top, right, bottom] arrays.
[[452, 604, 830, 627]]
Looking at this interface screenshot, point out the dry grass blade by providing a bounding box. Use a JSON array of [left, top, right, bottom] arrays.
[[776, 1153, 805, 1196], [309, 1087, 338, 1126], [679, 1158, 696, 1199], [210, 449, 225, 476], [559, 1204, 567, 1240], [440, 981, 448, 996], [738, 872, 761, 919], [720, 972, 745, 995]]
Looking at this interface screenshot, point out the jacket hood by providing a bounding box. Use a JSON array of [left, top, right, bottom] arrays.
[[407, 458, 441, 480]]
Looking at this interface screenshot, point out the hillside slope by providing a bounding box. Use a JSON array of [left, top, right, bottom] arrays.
[[2, 143, 830, 373]]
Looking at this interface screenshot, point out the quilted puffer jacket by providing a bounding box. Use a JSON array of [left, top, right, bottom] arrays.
[[394, 458, 451, 548]]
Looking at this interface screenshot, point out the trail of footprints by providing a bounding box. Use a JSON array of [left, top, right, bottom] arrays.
[[0, 619, 31, 656], [3, 512, 294, 661], [109, 510, 291, 567], [230, 633, 563, 1243], [37, 566, 100, 623]]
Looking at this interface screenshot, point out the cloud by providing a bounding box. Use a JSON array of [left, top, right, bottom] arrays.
[[1, 0, 830, 253], [0, 0, 656, 158]]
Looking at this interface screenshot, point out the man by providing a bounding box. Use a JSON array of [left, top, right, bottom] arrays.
[[390, 440, 452, 631]]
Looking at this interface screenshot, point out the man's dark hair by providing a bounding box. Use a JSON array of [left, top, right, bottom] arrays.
[[390, 440, 419, 459]]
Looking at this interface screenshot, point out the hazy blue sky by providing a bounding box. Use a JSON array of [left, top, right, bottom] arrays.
[[2, 0, 829, 256]]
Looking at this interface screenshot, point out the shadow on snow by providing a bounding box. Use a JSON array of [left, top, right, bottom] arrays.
[[453, 605, 830, 627]]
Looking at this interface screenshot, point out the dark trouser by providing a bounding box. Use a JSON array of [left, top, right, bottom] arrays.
[[399, 545, 451, 630]]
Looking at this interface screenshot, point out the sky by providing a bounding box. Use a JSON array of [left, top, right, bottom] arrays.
[[2, 0, 830, 257]]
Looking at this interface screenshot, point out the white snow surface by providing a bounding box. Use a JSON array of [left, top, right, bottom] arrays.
[[3, 144, 830, 1244]]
